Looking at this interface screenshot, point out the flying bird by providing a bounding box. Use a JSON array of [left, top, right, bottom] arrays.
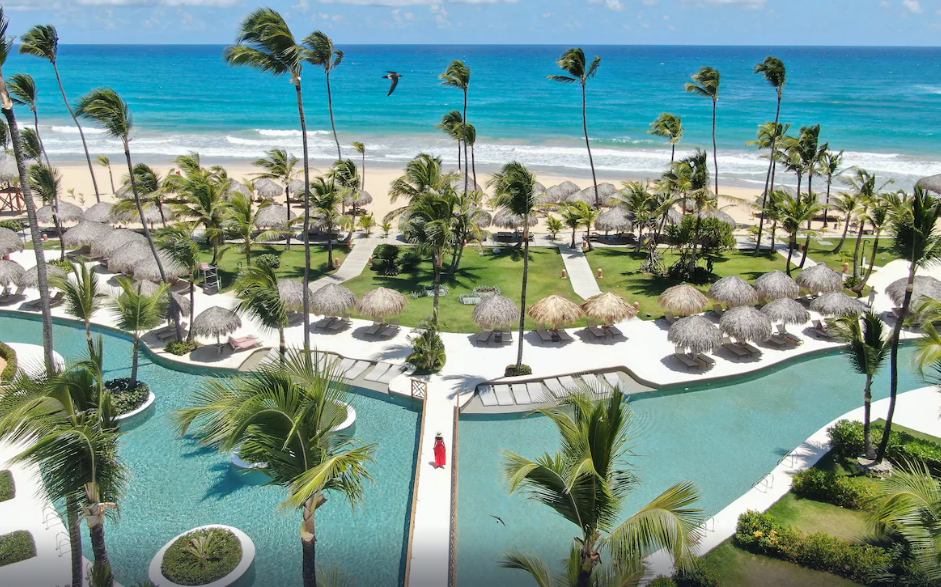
[[489, 515, 506, 528], [383, 71, 402, 96]]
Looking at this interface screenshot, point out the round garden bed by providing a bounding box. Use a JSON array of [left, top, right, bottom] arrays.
[[148, 525, 255, 587], [108, 378, 156, 426]]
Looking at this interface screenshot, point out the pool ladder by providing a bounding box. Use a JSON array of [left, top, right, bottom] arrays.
[[54, 531, 70, 557], [41, 503, 60, 530]]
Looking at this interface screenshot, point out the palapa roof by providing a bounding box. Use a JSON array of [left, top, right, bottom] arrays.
[[533, 182, 547, 194], [699, 209, 736, 226], [227, 180, 252, 198], [0, 154, 18, 183], [254, 178, 282, 199], [755, 270, 799, 300], [19, 263, 68, 289], [111, 204, 170, 225], [527, 294, 584, 326], [580, 291, 637, 324], [657, 284, 709, 315], [720, 306, 772, 342], [287, 179, 306, 195], [356, 287, 408, 319], [668, 315, 722, 354], [310, 283, 356, 316], [594, 208, 632, 232], [795, 264, 843, 294], [0, 259, 24, 287], [0, 227, 23, 257], [810, 292, 866, 317], [62, 221, 113, 248], [352, 190, 373, 206], [107, 241, 152, 274], [449, 171, 483, 194], [277, 279, 308, 312], [761, 297, 810, 325], [492, 208, 537, 229], [37, 201, 84, 224], [556, 181, 580, 196], [472, 294, 519, 329], [256, 204, 297, 229], [137, 280, 191, 316], [916, 173, 941, 194], [91, 229, 146, 258], [545, 185, 567, 202], [133, 249, 188, 282], [709, 275, 758, 307], [665, 208, 683, 225], [192, 306, 242, 339], [83, 202, 115, 224], [885, 276, 941, 307]]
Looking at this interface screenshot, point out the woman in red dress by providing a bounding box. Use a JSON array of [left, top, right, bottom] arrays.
[[433, 432, 446, 468]]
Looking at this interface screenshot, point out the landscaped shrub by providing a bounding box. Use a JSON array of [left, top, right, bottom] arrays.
[[0, 470, 13, 502], [792, 467, 877, 510], [504, 364, 532, 377], [160, 528, 241, 586], [0, 531, 36, 567], [50, 258, 74, 271], [674, 561, 720, 587], [254, 254, 280, 270], [165, 340, 201, 356], [407, 326, 446, 372], [374, 244, 400, 276], [0, 220, 22, 232], [398, 250, 422, 274], [828, 420, 941, 473], [0, 341, 17, 383], [648, 577, 678, 587], [105, 378, 151, 416]]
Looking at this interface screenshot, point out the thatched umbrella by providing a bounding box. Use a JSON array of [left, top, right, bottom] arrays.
[[37, 201, 83, 225], [665, 208, 683, 225], [310, 283, 356, 317], [228, 180, 252, 199], [62, 221, 113, 248], [755, 270, 799, 300], [796, 264, 843, 294], [534, 182, 547, 194], [449, 171, 483, 194], [885, 276, 941, 307], [493, 209, 537, 230], [256, 204, 297, 229], [0, 227, 23, 257], [254, 178, 282, 200], [668, 315, 721, 354], [278, 279, 308, 312], [19, 263, 67, 289], [709, 275, 758, 308], [287, 179, 306, 197], [528, 295, 584, 329], [916, 174, 941, 195], [597, 182, 618, 199], [0, 154, 18, 183], [83, 202, 115, 224], [546, 185, 566, 202], [192, 306, 242, 350], [133, 249, 188, 282], [472, 294, 519, 330], [107, 241, 152, 274], [0, 259, 24, 291], [658, 284, 709, 315], [352, 190, 373, 207], [761, 297, 810, 325], [581, 291, 637, 325], [114, 183, 131, 199], [471, 206, 492, 229], [137, 280, 191, 319], [556, 181, 580, 196], [91, 229, 146, 258], [699, 209, 736, 226], [720, 306, 772, 342], [594, 208, 632, 233], [810, 292, 866, 317], [356, 287, 408, 319]]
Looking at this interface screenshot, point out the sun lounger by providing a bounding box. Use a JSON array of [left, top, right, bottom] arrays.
[[738, 341, 761, 356], [314, 316, 336, 330], [557, 329, 573, 343], [339, 358, 356, 372], [378, 363, 407, 384], [156, 326, 188, 342], [493, 384, 514, 406], [380, 319, 400, 339], [813, 319, 838, 339], [344, 360, 371, 380], [48, 291, 65, 307], [579, 373, 604, 395], [606, 325, 624, 339], [693, 353, 715, 368], [478, 384, 497, 407], [511, 384, 532, 405], [776, 324, 803, 345], [768, 334, 789, 348], [228, 335, 261, 352], [721, 336, 750, 359], [557, 376, 577, 395], [603, 372, 622, 390], [476, 329, 493, 345], [500, 329, 513, 344], [364, 322, 384, 337], [364, 362, 393, 382], [665, 311, 678, 324], [543, 378, 566, 399], [536, 325, 554, 343], [711, 302, 725, 316], [327, 317, 349, 332], [526, 381, 549, 403], [674, 345, 700, 371], [587, 320, 607, 339]]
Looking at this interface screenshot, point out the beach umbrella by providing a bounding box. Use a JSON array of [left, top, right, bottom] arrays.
[[668, 315, 722, 354], [665, 208, 683, 225], [0, 154, 18, 183], [594, 208, 632, 233], [228, 180, 252, 199], [709, 275, 758, 308], [493, 209, 538, 230], [83, 202, 115, 224], [916, 173, 941, 195], [449, 171, 483, 194], [278, 279, 308, 312], [761, 297, 810, 325], [0, 259, 24, 290], [37, 201, 83, 225], [256, 204, 297, 229], [192, 306, 242, 350], [19, 263, 67, 289], [580, 291, 637, 325], [356, 287, 409, 319], [755, 270, 799, 300], [107, 241, 152, 274], [533, 182, 547, 194], [352, 190, 373, 207], [470, 206, 492, 229], [254, 178, 282, 200], [472, 294, 519, 330], [535, 191, 560, 206], [556, 181, 580, 196], [699, 209, 736, 226], [137, 280, 191, 319], [528, 295, 584, 329], [720, 306, 772, 342], [597, 182, 618, 199], [287, 179, 306, 197], [810, 292, 866, 317], [62, 221, 113, 248], [795, 263, 843, 294], [546, 185, 566, 202], [91, 229, 146, 258], [658, 284, 709, 315], [310, 283, 356, 317], [0, 227, 23, 257], [885, 276, 941, 307], [114, 183, 132, 199], [111, 204, 168, 225], [133, 249, 188, 282]]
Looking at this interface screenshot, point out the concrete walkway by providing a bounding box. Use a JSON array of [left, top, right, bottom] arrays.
[[558, 244, 602, 300], [309, 236, 381, 291]]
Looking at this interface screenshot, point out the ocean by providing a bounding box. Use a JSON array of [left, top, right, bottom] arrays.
[[5, 44, 941, 187]]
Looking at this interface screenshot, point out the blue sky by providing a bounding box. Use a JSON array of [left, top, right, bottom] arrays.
[[3, 0, 941, 45]]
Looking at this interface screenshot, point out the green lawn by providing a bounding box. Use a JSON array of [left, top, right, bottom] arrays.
[[197, 244, 348, 292], [806, 237, 901, 269], [343, 246, 580, 332], [702, 541, 864, 587]]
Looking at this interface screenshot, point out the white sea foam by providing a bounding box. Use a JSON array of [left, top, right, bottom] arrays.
[[253, 129, 330, 137], [49, 125, 107, 135]]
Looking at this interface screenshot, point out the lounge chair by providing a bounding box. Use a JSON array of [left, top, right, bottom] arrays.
[[587, 320, 607, 339], [327, 316, 349, 332], [313, 316, 336, 330], [557, 329, 573, 343], [543, 378, 567, 399], [711, 302, 725, 316], [814, 319, 838, 339], [500, 329, 513, 344], [526, 381, 550, 403], [493, 384, 514, 406], [343, 360, 371, 380], [606, 325, 624, 339], [767, 333, 789, 349], [737, 340, 761, 357], [536, 324, 554, 343], [478, 384, 498, 407], [228, 335, 261, 352], [673, 345, 700, 371], [476, 329, 493, 345], [776, 324, 803, 346], [693, 353, 715, 368], [379, 319, 400, 339], [721, 336, 750, 360], [557, 376, 577, 394], [579, 373, 604, 395], [664, 311, 678, 324], [364, 362, 393, 382], [364, 321, 384, 337], [511, 384, 532, 405], [48, 291, 65, 307], [378, 363, 407, 384], [603, 372, 622, 390]]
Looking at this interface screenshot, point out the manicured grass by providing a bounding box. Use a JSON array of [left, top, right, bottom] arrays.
[[702, 541, 864, 587], [806, 237, 901, 269], [879, 420, 941, 444], [0, 531, 36, 567], [197, 244, 348, 292], [766, 493, 870, 542], [343, 246, 580, 332], [0, 470, 13, 502], [24, 240, 63, 250]]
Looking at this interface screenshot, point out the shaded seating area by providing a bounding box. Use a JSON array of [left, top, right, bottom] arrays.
[[528, 295, 583, 344], [311, 283, 356, 333], [580, 292, 636, 339], [356, 287, 408, 340], [472, 294, 518, 346], [659, 284, 709, 324], [667, 315, 721, 371]]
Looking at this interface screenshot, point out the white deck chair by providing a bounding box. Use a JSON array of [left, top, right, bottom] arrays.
[[557, 376, 577, 396], [478, 385, 498, 407], [579, 373, 603, 395], [511, 384, 532, 405], [526, 381, 550, 403], [493, 384, 514, 406], [378, 363, 406, 384], [543, 378, 566, 398], [364, 362, 393, 382], [344, 361, 371, 380], [338, 358, 356, 373], [603, 372, 622, 391]]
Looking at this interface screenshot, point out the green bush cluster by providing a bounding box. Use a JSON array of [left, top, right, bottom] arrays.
[[674, 563, 721, 587], [0, 341, 17, 383], [160, 528, 241, 586], [105, 378, 151, 416], [0, 470, 13, 502], [828, 420, 941, 473], [254, 254, 280, 270], [50, 258, 74, 271], [0, 531, 36, 567], [399, 250, 422, 274], [735, 510, 890, 585], [791, 467, 877, 510], [504, 364, 532, 377], [165, 340, 201, 356], [647, 577, 678, 587], [408, 326, 446, 373], [0, 220, 22, 232]]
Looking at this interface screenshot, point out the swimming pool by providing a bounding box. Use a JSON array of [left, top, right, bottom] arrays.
[[457, 346, 924, 586], [0, 315, 421, 587]]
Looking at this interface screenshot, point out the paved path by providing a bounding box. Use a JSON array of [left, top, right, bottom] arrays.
[[558, 244, 602, 300], [309, 236, 381, 291]]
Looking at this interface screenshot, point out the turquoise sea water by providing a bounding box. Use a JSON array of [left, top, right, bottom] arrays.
[[0, 315, 420, 587], [457, 347, 923, 586], [4, 45, 940, 185]]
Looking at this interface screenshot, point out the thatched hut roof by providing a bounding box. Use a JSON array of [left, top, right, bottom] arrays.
[[133, 249, 188, 282], [761, 297, 810, 325], [0, 227, 23, 257], [720, 306, 772, 342], [756, 270, 799, 300], [533, 182, 547, 194], [493, 209, 537, 229], [556, 181, 580, 196], [597, 182, 618, 198], [192, 306, 242, 340], [796, 264, 843, 294], [19, 263, 67, 289], [658, 284, 709, 315], [472, 294, 519, 329], [356, 287, 408, 319], [885, 276, 941, 307], [107, 241, 152, 274], [228, 180, 252, 199], [278, 279, 308, 312], [256, 204, 297, 229], [254, 178, 282, 200], [546, 185, 567, 202], [449, 171, 483, 194], [37, 201, 83, 224], [916, 174, 941, 195], [699, 209, 736, 226], [310, 283, 356, 316], [352, 190, 373, 207], [91, 229, 146, 258], [594, 208, 632, 232], [137, 280, 191, 316], [0, 154, 18, 183], [581, 292, 637, 325], [83, 202, 115, 224], [668, 315, 722, 354], [810, 292, 866, 317], [114, 183, 131, 199], [0, 259, 24, 287], [287, 179, 306, 196], [528, 295, 584, 327], [709, 275, 758, 307], [112, 204, 172, 225], [62, 221, 113, 248]]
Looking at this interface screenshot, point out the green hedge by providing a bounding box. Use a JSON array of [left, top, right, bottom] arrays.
[[828, 420, 941, 473], [792, 467, 877, 510], [161, 528, 241, 586], [0, 220, 22, 232], [674, 563, 721, 587], [0, 531, 36, 567], [105, 378, 150, 416], [648, 578, 678, 587], [0, 470, 13, 502], [0, 341, 17, 383], [165, 340, 201, 356]]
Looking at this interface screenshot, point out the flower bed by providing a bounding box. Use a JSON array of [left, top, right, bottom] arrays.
[[150, 525, 255, 587]]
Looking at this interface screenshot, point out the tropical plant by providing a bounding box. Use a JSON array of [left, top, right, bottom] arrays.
[[829, 191, 862, 255], [55, 259, 105, 355], [28, 163, 66, 260], [436, 110, 464, 171], [663, 149, 716, 268], [108, 277, 168, 385], [559, 203, 582, 248], [794, 125, 828, 268], [304, 30, 344, 160], [440, 60, 471, 200], [175, 350, 376, 587], [389, 153, 453, 203], [114, 163, 168, 225], [173, 172, 229, 265], [685, 66, 721, 196], [464, 123, 478, 187], [820, 148, 844, 229], [855, 199, 890, 291], [96, 155, 116, 194], [549, 48, 602, 207], [234, 263, 289, 357], [546, 216, 562, 240], [752, 57, 786, 251], [225, 192, 279, 266], [309, 176, 342, 268], [155, 227, 200, 342], [648, 113, 683, 163], [407, 322, 446, 371], [253, 148, 298, 249], [576, 200, 599, 251], [447, 188, 489, 275], [615, 181, 656, 251], [358, 212, 375, 235], [777, 187, 823, 274], [8, 73, 50, 167]]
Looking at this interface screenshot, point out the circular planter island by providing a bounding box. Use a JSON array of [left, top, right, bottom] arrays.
[[113, 389, 156, 428], [149, 525, 255, 587]]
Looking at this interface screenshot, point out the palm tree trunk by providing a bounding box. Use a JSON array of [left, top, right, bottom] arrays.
[[711, 98, 719, 197], [325, 73, 341, 161], [786, 235, 795, 275], [106, 165, 115, 194], [433, 253, 443, 324], [798, 233, 811, 268], [878, 262, 916, 463], [54, 213, 65, 261], [86, 508, 112, 586], [187, 280, 195, 342], [754, 93, 781, 255], [516, 223, 530, 370], [284, 186, 292, 251], [457, 139, 461, 171], [859, 230, 881, 289], [770, 220, 777, 250], [461, 89, 469, 204], [471, 143, 477, 189], [670, 143, 675, 163], [85, 320, 94, 356], [327, 237, 334, 269], [51, 62, 100, 203], [66, 497, 82, 587], [581, 83, 600, 208], [296, 81, 312, 356], [832, 213, 852, 254], [131, 335, 140, 385], [823, 175, 833, 228], [301, 497, 318, 587], [851, 222, 865, 279], [864, 375, 875, 460], [33, 110, 51, 168], [570, 226, 577, 249]]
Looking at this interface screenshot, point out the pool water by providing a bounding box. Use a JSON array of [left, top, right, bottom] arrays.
[[0, 315, 421, 587], [457, 346, 924, 586]]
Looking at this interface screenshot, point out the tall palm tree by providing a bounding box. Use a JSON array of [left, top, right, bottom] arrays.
[[549, 48, 601, 206], [664, 149, 715, 266], [753, 57, 786, 251], [175, 350, 376, 587], [616, 181, 656, 251], [436, 110, 464, 171], [750, 122, 789, 254], [503, 390, 703, 587], [225, 8, 313, 354], [309, 176, 342, 269], [173, 175, 228, 265], [108, 277, 168, 385], [842, 169, 891, 279], [156, 227, 200, 342], [490, 162, 538, 371], [398, 191, 459, 322], [225, 192, 277, 266], [830, 191, 861, 255], [833, 311, 888, 460], [28, 164, 66, 260], [777, 188, 823, 274], [389, 153, 452, 204], [8, 73, 50, 167], [351, 140, 365, 194], [19, 25, 100, 202], [559, 203, 582, 248], [253, 148, 298, 250], [567, 200, 599, 251], [647, 112, 684, 163], [96, 155, 116, 194], [440, 60, 471, 201], [820, 149, 844, 229], [56, 259, 105, 355], [685, 66, 721, 197], [304, 31, 344, 160], [855, 200, 890, 292], [235, 263, 289, 357], [115, 163, 168, 226], [795, 125, 827, 262]]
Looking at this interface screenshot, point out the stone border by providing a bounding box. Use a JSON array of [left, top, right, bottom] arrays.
[[114, 390, 155, 426], [148, 524, 255, 587]]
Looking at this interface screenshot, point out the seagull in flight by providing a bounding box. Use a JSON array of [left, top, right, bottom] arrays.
[[383, 71, 402, 96], [489, 515, 506, 528]]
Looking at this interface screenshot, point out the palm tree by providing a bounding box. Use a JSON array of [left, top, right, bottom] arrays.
[[820, 149, 844, 229], [389, 153, 453, 204], [830, 191, 861, 255], [109, 277, 168, 385], [309, 176, 342, 269], [549, 48, 601, 206], [490, 162, 538, 371], [304, 31, 344, 160], [440, 60, 471, 201], [175, 350, 376, 587], [235, 263, 289, 357], [842, 169, 891, 279], [665, 149, 716, 266], [28, 164, 66, 260], [559, 204, 582, 248], [96, 155, 116, 194], [855, 200, 890, 292], [328, 158, 360, 241], [351, 141, 365, 191], [174, 175, 228, 265], [503, 390, 703, 587], [8, 73, 50, 167], [685, 66, 721, 197], [436, 110, 464, 171], [833, 311, 888, 460], [19, 25, 100, 202], [225, 8, 313, 355], [114, 163, 168, 226], [398, 191, 459, 322], [253, 148, 298, 250], [56, 259, 105, 355], [156, 227, 199, 342], [647, 112, 683, 163], [616, 181, 656, 251], [225, 192, 278, 266], [358, 213, 375, 235], [753, 57, 786, 251], [464, 123, 478, 188], [777, 188, 823, 275], [573, 201, 599, 251], [750, 121, 789, 253]]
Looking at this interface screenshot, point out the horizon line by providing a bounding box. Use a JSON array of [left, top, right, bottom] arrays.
[[30, 43, 941, 49]]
